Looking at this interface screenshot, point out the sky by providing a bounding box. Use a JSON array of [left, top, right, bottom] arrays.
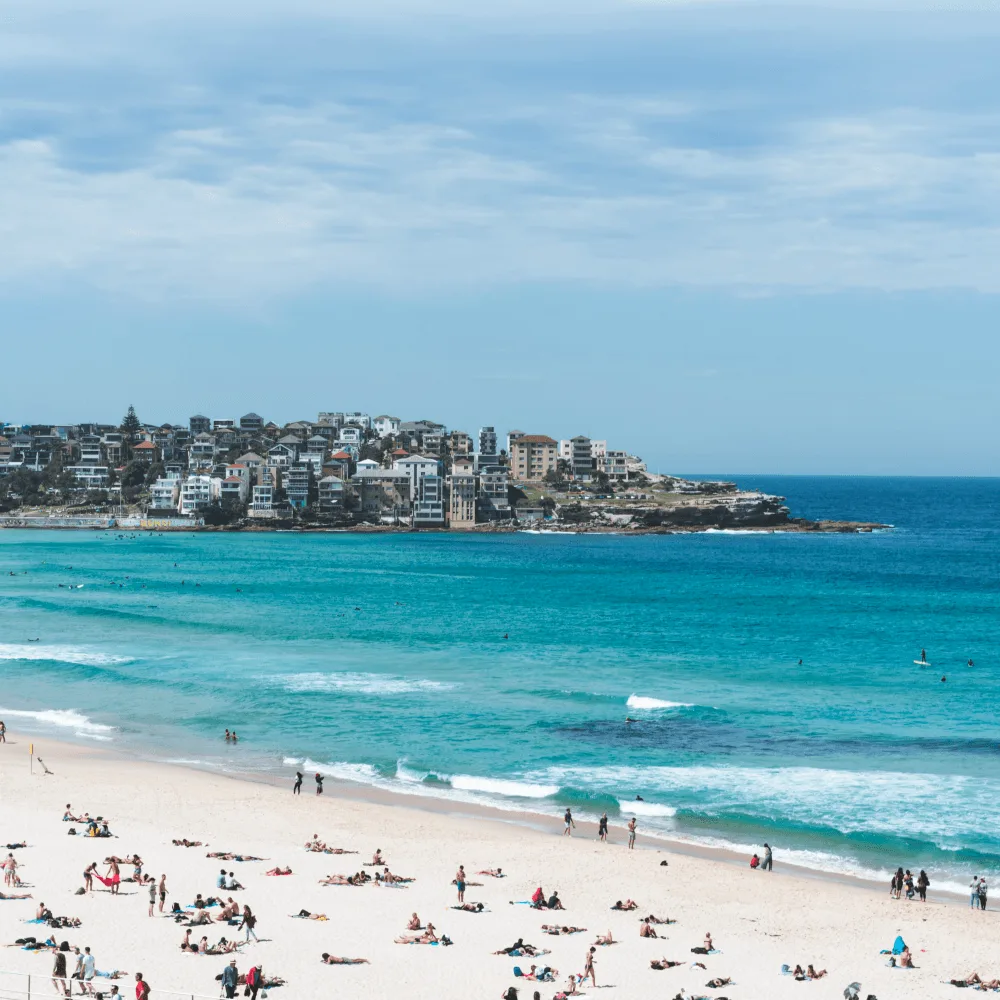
[[2, 0, 999, 475]]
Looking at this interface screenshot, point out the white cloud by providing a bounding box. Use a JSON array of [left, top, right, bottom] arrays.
[[0, 2, 998, 301]]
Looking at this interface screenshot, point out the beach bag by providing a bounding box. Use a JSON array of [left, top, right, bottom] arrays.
[[513, 967, 523, 977]]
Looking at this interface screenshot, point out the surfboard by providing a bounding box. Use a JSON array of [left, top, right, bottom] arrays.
[[913, 660, 930, 666]]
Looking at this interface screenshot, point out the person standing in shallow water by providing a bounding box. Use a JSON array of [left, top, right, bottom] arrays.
[[292, 772, 302, 795]]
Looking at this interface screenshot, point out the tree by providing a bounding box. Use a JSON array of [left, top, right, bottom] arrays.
[[120, 405, 141, 443], [119, 461, 146, 490]]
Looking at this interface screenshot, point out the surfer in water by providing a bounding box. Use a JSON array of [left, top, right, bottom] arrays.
[[625, 717, 637, 724], [920, 649, 927, 663]]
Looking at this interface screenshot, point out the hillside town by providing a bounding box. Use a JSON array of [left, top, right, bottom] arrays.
[[0, 408, 884, 533], [0, 408, 656, 527]]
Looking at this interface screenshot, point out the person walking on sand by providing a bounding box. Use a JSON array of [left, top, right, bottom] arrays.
[[315, 773, 324, 796], [582, 947, 596, 986], [627, 817, 637, 850], [221, 959, 239, 1000], [761, 843, 773, 872], [53, 948, 69, 997], [157, 875, 167, 913], [0, 719, 6, 742], [563, 809, 575, 836], [917, 869, 929, 902], [240, 905, 259, 943], [81, 946, 96, 995], [245, 965, 262, 1000], [134, 973, 149, 1000], [456, 866, 467, 904], [970, 875, 981, 909], [293, 772, 303, 795], [978, 876, 988, 911], [147, 880, 157, 917], [598, 813, 608, 843]]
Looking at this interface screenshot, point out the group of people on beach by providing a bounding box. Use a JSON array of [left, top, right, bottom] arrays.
[[889, 867, 930, 902]]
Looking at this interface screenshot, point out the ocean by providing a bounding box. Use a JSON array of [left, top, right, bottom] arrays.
[[1, 475, 998, 896]]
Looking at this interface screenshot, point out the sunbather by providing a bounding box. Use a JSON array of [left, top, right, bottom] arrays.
[[321, 954, 368, 964]]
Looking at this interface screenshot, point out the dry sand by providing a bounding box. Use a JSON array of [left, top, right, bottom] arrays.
[[1, 733, 997, 1000]]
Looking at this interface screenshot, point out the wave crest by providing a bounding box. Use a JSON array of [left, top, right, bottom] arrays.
[[627, 694, 694, 711], [273, 672, 456, 695]]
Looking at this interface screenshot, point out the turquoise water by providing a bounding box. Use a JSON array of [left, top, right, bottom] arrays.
[[1, 476, 999, 893]]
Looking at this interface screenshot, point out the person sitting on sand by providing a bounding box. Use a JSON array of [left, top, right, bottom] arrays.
[[478, 868, 505, 877], [791, 964, 806, 980], [897, 947, 915, 969], [593, 931, 614, 946], [186, 910, 214, 927], [369, 849, 384, 866], [63, 807, 81, 823], [639, 919, 658, 938], [531, 887, 545, 907], [452, 902, 485, 913], [806, 965, 827, 979], [321, 954, 369, 964], [264, 867, 291, 876], [691, 932, 714, 955], [36, 903, 53, 921], [218, 899, 239, 921], [545, 891, 564, 910], [611, 899, 637, 911], [225, 873, 243, 890], [650, 959, 683, 970], [407, 914, 422, 930]]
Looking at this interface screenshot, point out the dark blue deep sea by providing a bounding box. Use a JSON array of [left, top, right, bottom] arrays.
[[1, 476, 998, 893]]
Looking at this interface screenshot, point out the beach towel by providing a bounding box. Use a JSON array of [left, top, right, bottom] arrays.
[[892, 935, 906, 955], [94, 875, 120, 888]]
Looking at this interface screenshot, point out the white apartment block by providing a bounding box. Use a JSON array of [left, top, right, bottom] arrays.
[[179, 475, 221, 516]]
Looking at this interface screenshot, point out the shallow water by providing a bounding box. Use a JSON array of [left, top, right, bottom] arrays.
[[1, 475, 998, 894]]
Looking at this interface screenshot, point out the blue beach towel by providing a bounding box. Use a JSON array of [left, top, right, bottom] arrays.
[[892, 935, 906, 954]]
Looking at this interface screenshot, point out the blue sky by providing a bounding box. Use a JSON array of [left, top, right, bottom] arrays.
[[2, 0, 999, 474]]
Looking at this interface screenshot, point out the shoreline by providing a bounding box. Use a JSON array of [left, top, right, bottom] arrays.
[[2, 728, 969, 906], [3, 728, 997, 1000]]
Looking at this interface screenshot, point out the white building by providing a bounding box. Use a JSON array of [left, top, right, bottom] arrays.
[[179, 475, 221, 516], [251, 483, 274, 511], [68, 465, 110, 489], [478, 426, 498, 457], [373, 415, 401, 439], [149, 475, 180, 510], [590, 440, 607, 459], [393, 454, 442, 501], [342, 412, 371, 430]]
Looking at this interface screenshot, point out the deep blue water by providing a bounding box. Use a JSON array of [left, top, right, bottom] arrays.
[[1, 475, 998, 893]]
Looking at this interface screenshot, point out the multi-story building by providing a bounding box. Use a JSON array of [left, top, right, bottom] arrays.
[[67, 465, 110, 489], [323, 450, 353, 481], [284, 463, 313, 509], [337, 426, 363, 447], [477, 468, 510, 521], [189, 414, 211, 435], [449, 430, 472, 455], [188, 433, 216, 469], [132, 440, 159, 463], [149, 474, 180, 510], [448, 459, 477, 529], [509, 435, 558, 482], [478, 426, 498, 458], [179, 475, 220, 515], [213, 418, 235, 432], [79, 434, 103, 466], [298, 436, 328, 472], [590, 440, 607, 459], [412, 474, 445, 527], [422, 431, 446, 455], [373, 415, 401, 439], [350, 468, 411, 519], [342, 412, 371, 430], [506, 430, 525, 454], [604, 450, 628, 480], [101, 433, 124, 467], [239, 412, 264, 432], [221, 475, 249, 504], [251, 483, 274, 513], [570, 435, 594, 481], [318, 476, 346, 512], [393, 454, 442, 501]]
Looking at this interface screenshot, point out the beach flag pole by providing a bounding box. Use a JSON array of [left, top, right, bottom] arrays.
[[30, 743, 33, 774]]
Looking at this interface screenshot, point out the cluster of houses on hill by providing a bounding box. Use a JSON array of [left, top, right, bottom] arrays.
[[0, 412, 647, 527]]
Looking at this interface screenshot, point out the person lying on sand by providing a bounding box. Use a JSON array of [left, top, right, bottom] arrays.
[[806, 965, 827, 979], [452, 902, 485, 913], [4, 843, 27, 850], [292, 910, 328, 920], [650, 959, 683, 970], [319, 875, 358, 886], [611, 899, 638, 911], [265, 867, 292, 876], [206, 853, 265, 862], [395, 931, 444, 945], [478, 868, 505, 877], [644, 914, 676, 925], [10, 935, 59, 950], [706, 977, 732, 987], [0, 891, 32, 900], [172, 840, 202, 848], [541, 926, 586, 936], [494, 938, 532, 956], [593, 931, 615, 946], [381, 868, 415, 883], [205, 938, 239, 955], [639, 919, 658, 938], [321, 954, 369, 964], [953, 973, 1000, 988]]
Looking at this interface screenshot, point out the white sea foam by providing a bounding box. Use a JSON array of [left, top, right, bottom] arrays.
[[283, 757, 379, 783], [274, 672, 456, 695], [0, 706, 114, 734], [0, 644, 132, 666], [618, 799, 677, 818], [626, 695, 694, 710], [395, 761, 431, 784], [449, 774, 559, 799]]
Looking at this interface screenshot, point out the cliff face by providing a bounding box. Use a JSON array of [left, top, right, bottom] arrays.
[[555, 491, 790, 530]]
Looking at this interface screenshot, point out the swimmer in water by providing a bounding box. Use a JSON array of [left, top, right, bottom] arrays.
[[625, 717, 637, 724], [941, 676, 946, 682], [968, 658, 974, 666]]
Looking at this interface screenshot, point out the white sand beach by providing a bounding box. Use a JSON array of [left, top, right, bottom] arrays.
[[1, 733, 996, 1000]]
